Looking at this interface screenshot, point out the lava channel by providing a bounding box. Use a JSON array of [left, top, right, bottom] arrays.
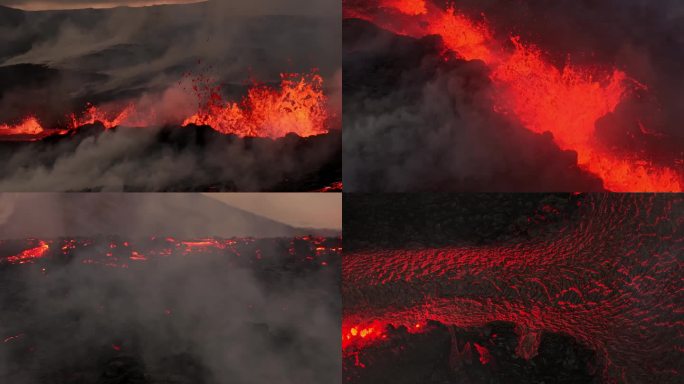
[[344, 0, 683, 192]]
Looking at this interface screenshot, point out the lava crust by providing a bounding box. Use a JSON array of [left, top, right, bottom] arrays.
[[343, 194, 683, 383]]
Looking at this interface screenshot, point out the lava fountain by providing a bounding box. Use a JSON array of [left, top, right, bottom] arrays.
[[0, 71, 330, 141]]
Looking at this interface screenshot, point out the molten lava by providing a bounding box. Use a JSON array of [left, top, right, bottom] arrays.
[[345, 0, 682, 192], [0, 117, 45, 138], [1, 236, 340, 269], [69, 103, 136, 130], [5, 240, 49, 264], [342, 194, 683, 383], [183, 72, 329, 138], [0, 71, 330, 141]]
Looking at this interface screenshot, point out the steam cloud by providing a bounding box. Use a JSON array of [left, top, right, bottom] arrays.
[[0, 127, 341, 192], [343, 0, 683, 192], [0, 247, 340, 384]]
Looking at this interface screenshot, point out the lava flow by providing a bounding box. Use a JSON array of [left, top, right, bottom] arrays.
[[344, 0, 682, 192], [342, 194, 683, 383], [1, 236, 341, 269], [0, 71, 329, 140], [4, 240, 49, 264]]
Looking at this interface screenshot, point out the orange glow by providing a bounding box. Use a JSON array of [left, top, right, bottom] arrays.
[[342, 320, 428, 353], [68, 103, 135, 130], [0, 117, 45, 137], [183, 72, 329, 138], [346, 1, 682, 192], [6, 241, 50, 264], [342, 321, 388, 350], [0, 71, 330, 141]]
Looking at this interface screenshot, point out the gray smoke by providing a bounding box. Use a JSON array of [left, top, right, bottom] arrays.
[[0, 247, 340, 384], [0, 126, 340, 192], [0, 193, 341, 383], [0, 0, 341, 121]]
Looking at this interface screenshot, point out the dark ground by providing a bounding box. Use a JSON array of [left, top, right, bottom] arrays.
[[344, 193, 582, 251]]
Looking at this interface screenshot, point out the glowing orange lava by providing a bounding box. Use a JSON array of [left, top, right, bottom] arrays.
[[345, 0, 682, 192], [183, 72, 329, 138], [68, 103, 135, 130], [0, 71, 330, 141], [0, 117, 45, 137], [6, 241, 50, 264]]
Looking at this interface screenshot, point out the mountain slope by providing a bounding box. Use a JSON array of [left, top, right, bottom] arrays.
[[0, 193, 305, 238]]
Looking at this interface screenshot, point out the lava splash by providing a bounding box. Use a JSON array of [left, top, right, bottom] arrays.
[[183, 72, 329, 138], [0, 71, 330, 141], [344, 0, 682, 192], [342, 194, 683, 383]]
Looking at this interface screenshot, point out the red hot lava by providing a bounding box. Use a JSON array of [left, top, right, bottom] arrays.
[[0, 117, 45, 137], [342, 194, 683, 383], [4, 240, 49, 264], [345, 0, 683, 192], [183, 72, 330, 138], [0, 71, 330, 140], [1, 236, 340, 270]]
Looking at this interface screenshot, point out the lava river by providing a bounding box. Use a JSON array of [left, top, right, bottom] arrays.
[[0, 236, 341, 268], [344, 0, 683, 192], [342, 194, 683, 383]]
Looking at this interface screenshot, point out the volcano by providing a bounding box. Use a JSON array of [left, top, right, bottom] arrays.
[[343, 193, 683, 383], [0, 1, 341, 191], [343, 0, 683, 192]]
